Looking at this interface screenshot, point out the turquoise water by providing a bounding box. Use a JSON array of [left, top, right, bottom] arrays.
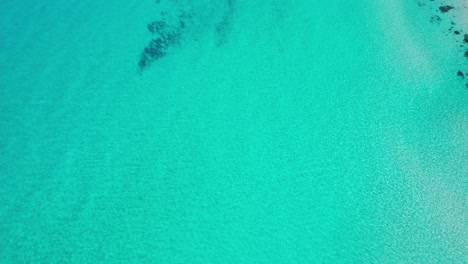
[[1, 0, 467, 262]]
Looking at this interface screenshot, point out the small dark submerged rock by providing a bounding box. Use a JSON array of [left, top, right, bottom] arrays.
[[430, 15, 441, 23], [454, 30, 460, 35], [464, 34, 468, 43], [439, 5, 454, 12], [457, 70, 465, 78]]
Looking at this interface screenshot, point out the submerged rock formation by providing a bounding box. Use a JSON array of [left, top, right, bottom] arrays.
[[138, 19, 184, 70], [137, 0, 236, 72], [418, 0, 468, 89], [430, 15, 441, 24], [439, 5, 454, 13]]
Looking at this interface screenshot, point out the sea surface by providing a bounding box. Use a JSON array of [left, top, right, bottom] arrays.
[[1, 0, 467, 262]]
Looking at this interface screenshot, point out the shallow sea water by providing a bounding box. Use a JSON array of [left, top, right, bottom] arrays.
[[0, 0, 467, 262]]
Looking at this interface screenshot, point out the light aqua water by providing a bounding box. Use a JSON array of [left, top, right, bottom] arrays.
[[1, 0, 467, 262]]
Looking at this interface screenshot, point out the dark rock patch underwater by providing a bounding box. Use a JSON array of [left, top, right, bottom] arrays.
[[138, 22, 183, 70], [418, 0, 468, 88], [439, 5, 454, 13], [137, 0, 236, 72]]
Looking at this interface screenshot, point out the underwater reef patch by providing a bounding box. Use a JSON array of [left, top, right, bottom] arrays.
[[137, 0, 236, 72], [138, 20, 184, 70], [418, 0, 468, 88], [439, 5, 454, 13]]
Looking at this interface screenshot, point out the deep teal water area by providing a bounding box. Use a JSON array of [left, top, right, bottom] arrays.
[[1, 0, 467, 262]]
